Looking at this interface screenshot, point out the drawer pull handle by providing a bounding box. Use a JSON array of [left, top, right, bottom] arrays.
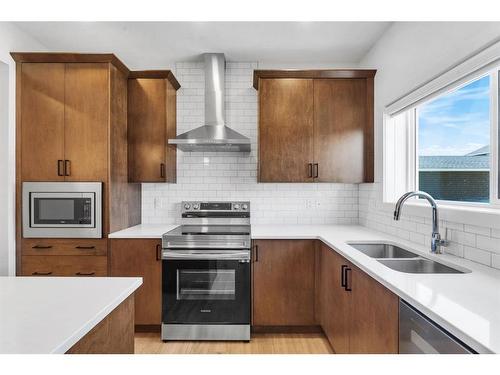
[[75, 246, 96, 249], [76, 272, 95, 276], [32, 245, 53, 249], [32, 271, 52, 276]]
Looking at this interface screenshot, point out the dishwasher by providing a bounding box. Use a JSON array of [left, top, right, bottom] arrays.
[[399, 300, 476, 354]]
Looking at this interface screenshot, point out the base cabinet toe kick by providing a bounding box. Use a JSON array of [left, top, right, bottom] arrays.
[[161, 324, 250, 341]]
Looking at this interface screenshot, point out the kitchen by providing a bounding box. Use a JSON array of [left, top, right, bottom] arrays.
[[1, 3, 500, 373]]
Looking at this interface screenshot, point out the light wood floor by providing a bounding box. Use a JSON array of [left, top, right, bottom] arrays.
[[135, 332, 333, 354]]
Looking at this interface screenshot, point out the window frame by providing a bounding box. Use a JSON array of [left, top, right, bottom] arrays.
[[384, 68, 500, 209]]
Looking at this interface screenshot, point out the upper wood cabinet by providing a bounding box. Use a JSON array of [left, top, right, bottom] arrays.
[[252, 239, 316, 326], [258, 79, 314, 182], [254, 70, 375, 183], [64, 63, 109, 182], [19, 63, 66, 181], [127, 71, 180, 183], [15, 57, 123, 182]]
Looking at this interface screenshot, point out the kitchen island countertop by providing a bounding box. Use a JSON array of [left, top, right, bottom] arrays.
[[0, 276, 142, 354]]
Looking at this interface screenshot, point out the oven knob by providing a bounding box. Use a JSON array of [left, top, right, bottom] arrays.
[[242, 204, 248, 210], [233, 204, 240, 210], [193, 203, 200, 210], [184, 203, 191, 210]]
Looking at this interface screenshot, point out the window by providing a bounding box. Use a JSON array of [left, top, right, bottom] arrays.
[[416, 75, 491, 203], [383, 60, 500, 208]]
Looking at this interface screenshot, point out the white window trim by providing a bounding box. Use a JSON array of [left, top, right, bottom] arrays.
[[383, 39, 500, 214]]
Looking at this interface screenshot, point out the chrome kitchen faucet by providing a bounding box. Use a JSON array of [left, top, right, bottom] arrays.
[[394, 191, 448, 254]]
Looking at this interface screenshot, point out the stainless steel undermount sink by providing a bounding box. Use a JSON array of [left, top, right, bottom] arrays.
[[348, 242, 468, 274], [348, 243, 418, 259], [378, 258, 465, 274]]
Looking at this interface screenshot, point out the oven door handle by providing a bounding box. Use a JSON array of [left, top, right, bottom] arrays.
[[162, 250, 250, 261]]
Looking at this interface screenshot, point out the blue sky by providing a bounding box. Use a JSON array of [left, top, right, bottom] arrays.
[[418, 75, 490, 156]]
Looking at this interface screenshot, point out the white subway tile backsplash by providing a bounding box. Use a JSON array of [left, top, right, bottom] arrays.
[[476, 235, 500, 255], [464, 246, 491, 266], [359, 183, 500, 269], [141, 61, 359, 225]]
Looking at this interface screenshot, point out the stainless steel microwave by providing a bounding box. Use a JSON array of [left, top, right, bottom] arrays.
[[22, 182, 102, 238]]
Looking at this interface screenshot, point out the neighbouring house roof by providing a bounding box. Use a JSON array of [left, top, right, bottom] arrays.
[[420, 145, 490, 171], [466, 145, 489, 157], [419, 155, 490, 171]]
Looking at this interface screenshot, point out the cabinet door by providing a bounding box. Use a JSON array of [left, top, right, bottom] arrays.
[[20, 63, 65, 181], [127, 78, 167, 182], [64, 63, 109, 181], [259, 79, 314, 182], [320, 243, 350, 353], [313, 79, 368, 183], [253, 240, 315, 326], [110, 239, 162, 326], [349, 265, 399, 353]]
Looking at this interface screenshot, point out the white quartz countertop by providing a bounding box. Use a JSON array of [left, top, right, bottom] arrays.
[[109, 224, 177, 238], [0, 276, 142, 354], [109, 223, 500, 353]]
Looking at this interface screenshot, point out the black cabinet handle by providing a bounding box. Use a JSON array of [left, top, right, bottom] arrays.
[[75, 246, 95, 249], [32, 271, 52, 276], [64, 160, 71, 176], [160, 163, 165, 178], [76, 271, 95, 276], [57, 160, 64, 176], [156, 244, 162, 261], [254, 244, 259, 262], [308, 163, 313, 178], [313, 163, 319, 178], [32, 245, 53, 249], [345, 267, 352, 292], [341, 265, 348, 288]]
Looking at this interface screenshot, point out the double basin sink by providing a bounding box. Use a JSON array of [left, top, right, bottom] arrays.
[[347, 243, 467, 274]]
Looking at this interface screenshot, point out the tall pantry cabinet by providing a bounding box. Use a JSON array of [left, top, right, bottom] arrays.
[[12, 53, 141, 276]]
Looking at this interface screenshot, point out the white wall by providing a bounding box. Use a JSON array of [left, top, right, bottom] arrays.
[[0, 23, 47, 275], [142, 61, 359, 225], [357, 22, 500, 268]]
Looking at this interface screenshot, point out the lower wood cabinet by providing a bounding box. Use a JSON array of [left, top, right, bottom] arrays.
[[319, 242, 350, 353], [110, 239, 162, 326], [319, 243, 399, 354], [252, 239, 316, 326], [21, 255, 107, 276]]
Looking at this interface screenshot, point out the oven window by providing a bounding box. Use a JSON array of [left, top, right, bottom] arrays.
[[177, 269, 236, 300]]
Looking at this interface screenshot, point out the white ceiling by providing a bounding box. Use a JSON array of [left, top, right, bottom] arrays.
[[13, 22, 392, 69]]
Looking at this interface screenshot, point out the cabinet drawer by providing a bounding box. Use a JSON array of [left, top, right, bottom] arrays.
[[21, 255, 108, 277], [22, 238, 108, 256]]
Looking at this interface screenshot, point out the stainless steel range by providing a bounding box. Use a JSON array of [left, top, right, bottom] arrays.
[[161, 201, 251, 341]]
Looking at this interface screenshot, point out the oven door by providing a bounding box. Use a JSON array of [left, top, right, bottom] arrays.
[[162, 251, 250, 325]]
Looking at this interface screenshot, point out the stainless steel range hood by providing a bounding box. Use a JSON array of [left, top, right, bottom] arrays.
[[168, 53, 251, 152]]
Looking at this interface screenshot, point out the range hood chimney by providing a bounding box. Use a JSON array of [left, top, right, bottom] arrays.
[[168, 53, 251, 152]]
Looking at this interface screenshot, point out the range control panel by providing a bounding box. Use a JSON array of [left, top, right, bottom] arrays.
[[181, 201, 250, 212]]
